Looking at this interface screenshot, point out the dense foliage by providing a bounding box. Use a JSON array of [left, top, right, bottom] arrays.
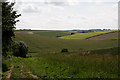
[[13, 41, 28, 58], [2, 1, 21, 56]]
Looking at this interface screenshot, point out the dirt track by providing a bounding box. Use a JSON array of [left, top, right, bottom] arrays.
[[87, 32, 119, 40], [6, 65, 14, 80]]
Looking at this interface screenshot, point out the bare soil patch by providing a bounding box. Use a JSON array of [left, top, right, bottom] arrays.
[[87, 32, 119, 40], [15, 31, 33, 34]]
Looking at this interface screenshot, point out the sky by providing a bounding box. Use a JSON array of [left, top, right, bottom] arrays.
[[8, 0, 119, 30]]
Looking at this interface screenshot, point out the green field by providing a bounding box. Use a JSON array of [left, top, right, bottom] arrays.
[[60, 31, 117, 39], [2, 53, 119, 79], [2, 30, 119, 79], [111, 37, 120, 40], [33, 31, 70, 37], [14, 33, 118, 53]]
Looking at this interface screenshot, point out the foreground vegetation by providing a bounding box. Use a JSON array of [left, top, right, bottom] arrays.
[[2, 50, 119, 79]]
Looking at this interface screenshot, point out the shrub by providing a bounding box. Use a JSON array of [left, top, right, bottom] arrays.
[[56, 36, 61, 37], [61, 48, 68, 53], [13, 41, 28, 58], [71, 33, 75, 35]]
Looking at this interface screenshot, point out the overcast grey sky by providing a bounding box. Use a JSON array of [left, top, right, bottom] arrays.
[[8, 0, 119, 30]]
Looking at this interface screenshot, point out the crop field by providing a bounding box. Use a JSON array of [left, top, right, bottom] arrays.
[[60, 31, 117, 39], [3, 30, 119, 79]]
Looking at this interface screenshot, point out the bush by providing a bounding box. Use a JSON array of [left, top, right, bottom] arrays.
[[61, 48, 68, 53], [13, 41, 28, 58], [71, 33, 75, 35], [56, 36, 61, 37]]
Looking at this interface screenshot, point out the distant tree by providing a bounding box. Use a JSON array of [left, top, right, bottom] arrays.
[[61, 48, 68, 53], [2, 1, 21, 56], [71, 33, 75, 35], [56, 36, 61, 37]]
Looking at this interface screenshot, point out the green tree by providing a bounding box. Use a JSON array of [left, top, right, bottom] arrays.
[[2, 1, 21, 57]]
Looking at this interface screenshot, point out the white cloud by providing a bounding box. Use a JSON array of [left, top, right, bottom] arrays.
[[8, 0, 119, 2], [22, 4, 40, 13], [44, 0, 79, 6], [9, 0, 118, 30]]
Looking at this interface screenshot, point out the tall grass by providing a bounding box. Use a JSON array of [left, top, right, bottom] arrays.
[[3, 53, 118, 79]]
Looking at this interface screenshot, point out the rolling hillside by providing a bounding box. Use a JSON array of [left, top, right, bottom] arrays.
[[3, 30, 119, 79], [14, 30, 118, 54]]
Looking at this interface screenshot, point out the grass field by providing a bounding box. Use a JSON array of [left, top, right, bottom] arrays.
[[2, 53, 119, 79], [60, 31, 117, 39], [2, 30, 119, 79], [33, 31, 70, 37], [111, 37, 120, 40], [14, 33, 118, 53]]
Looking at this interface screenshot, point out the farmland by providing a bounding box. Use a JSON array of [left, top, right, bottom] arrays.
[[2, 30, 119, 79], [14, 31, 118, 53], [60, 30, 118, 39]]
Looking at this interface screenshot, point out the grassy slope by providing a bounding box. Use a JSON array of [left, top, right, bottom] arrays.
[[60, 31, 117, 39], [2, 53, 119, 79], [33, 31, 70, 37], [111, 37, 120, 40], [3, 31, 118, 79], [90, 47, 120, 55], [14, 33, 118, 53]]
